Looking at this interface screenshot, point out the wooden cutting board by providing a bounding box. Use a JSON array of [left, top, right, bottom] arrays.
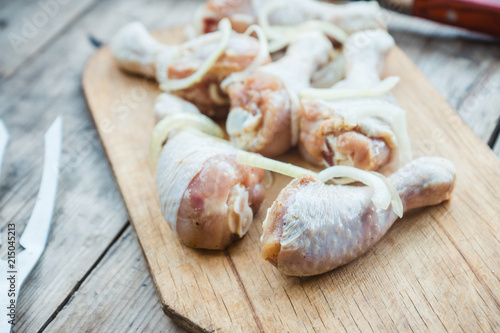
[[83, 26, 500, 332]]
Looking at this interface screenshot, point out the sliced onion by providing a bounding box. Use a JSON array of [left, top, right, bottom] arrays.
[[300, 76, 400, 100], [371, 172, 403, 218], [220, 24, 269, 91], [257, 0, 347, 52], [340, 103, 412, 166], [263, 170, 274, 189], [236, 151, 317, 179], [237, 150, 400, 215], [181, 30, 222, 49], [257, 0, 286, 40], [159, 18, 232, 91], [318, 166, 392, 210], [288, 20, 347, 44], [150, 112, 224, 168], [209, 83, 229, 105], [311, 51, 345, 88], [156, 29, 224, 84]]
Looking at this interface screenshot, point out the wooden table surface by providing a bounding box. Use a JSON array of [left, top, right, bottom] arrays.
[[0, 1, 499, 332]]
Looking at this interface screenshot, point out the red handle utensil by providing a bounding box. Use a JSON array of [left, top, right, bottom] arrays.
[[412, 0, 500, 37]]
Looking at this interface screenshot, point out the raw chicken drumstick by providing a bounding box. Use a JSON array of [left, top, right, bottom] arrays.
[[111, 21, 270, 117], [153, 115, 266, 250], [110, 22, 166, 77], [299, 29, 410, 171], [226, 30, 333, 156], [153, 93, 200, 123], [199, 0, 385, 35], [261, 157, 456, 276]]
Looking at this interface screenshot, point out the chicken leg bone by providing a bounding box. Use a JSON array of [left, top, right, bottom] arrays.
[[261, 156, 456, 276], [226, 30, 333, 156]]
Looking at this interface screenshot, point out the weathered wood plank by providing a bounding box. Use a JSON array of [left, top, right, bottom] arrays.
[[57, 9, 500, 333], [494, 134, 500, 157], [0, 79, 129, 333], [43, 226, 186, 333], [83, 29, 262, 333], [0, 0, 201, 332], [388, 12, 500, 144], [3, 1, 499, 331], [0, 0, 100, 79], [229, 48, 500, 331], [0, 66, 129, 333], [83, 25, 500, 332]]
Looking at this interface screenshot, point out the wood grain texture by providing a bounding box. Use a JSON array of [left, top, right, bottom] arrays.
[[44, 226, 185, 333], [0, 0, 99, 79], [2, 0, 498, 331], [0, 32, 129, 333], [83, 28, 263, 333], [0, 1, 202, 332], [83, 26, 500, 332], [388, 11, 500, 146]]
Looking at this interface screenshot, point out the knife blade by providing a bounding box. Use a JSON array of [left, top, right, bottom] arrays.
[[0, 116, 62, 333], [378, 0, 500, 37], [18, 116, 63, 285]]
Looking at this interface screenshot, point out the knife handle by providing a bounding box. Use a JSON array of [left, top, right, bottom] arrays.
[[413, 0, 500, 37]]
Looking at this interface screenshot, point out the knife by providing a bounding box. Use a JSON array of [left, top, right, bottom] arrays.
[[0, 116, 62, 333], [377, 0, 500, 37], [18, 116, 63, 284]]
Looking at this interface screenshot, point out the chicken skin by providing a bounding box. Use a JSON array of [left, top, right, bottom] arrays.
[[299, 29, 407, 171], [157, 130, 266, 249], [153, 93, 200, 123], [200, 0, 385, 35], [110, 22, 270, 117], [261, 157, 456, 276], [164, 32, 270, 117], [226, 31, 332, 156]]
